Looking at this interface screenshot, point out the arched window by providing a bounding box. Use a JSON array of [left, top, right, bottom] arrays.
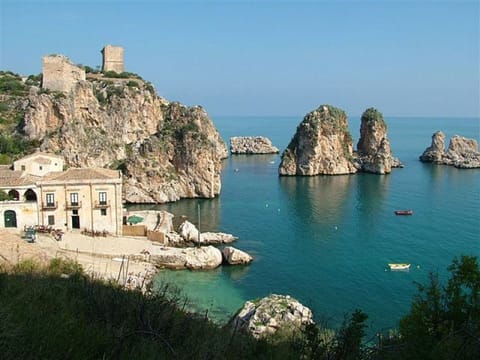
[[24, 189, 37, 202], [8, 189, 20, 201], [4, 210, 17, 228]]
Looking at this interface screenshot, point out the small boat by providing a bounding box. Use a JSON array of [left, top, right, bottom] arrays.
[[394, 210, 413, 215], [388, 263, 411, 271]]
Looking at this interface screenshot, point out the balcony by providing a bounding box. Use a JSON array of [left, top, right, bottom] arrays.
[[94, 200, 110, 209], [65, 201, 82, 210], [41, 201, 58, 210]]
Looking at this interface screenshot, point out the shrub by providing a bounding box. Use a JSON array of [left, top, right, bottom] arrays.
[[0, 102, 9, 112], [0, 75, 27, 96], [47, 258, 83, 277], [126, 80, 139, 88], [0, 189, 14, 201], [13, 259, 41, 274]]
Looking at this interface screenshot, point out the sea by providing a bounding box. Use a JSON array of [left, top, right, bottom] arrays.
[[130, 115, 480, 334]]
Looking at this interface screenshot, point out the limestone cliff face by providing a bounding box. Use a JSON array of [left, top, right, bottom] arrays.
[[420, 131, 480, 168], [23, 78, 227, 202], [279, 105, 357, 175], [356, 108, 400, 174]]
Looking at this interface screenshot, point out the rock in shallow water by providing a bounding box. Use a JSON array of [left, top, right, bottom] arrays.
[[149, 245, 222, 270], [231, 294, 314, 339], [222, 246, 253, 265]]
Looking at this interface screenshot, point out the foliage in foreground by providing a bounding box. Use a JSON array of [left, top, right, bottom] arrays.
[[0, 258, 368, 359], [0, 256, 478, 359], [379, 255, 480, 360]]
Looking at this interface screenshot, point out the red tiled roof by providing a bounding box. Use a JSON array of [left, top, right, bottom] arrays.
[[42, 168, 121, 181]]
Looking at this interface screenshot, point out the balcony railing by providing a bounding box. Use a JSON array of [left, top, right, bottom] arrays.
[[94, 200, 110, 209], [41, 201, 58, 210], [65, 201, 82, 210]]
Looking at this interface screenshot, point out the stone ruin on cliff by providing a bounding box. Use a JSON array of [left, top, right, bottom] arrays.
[[42, 55, 85, 93], [42, 45, 125, 94]]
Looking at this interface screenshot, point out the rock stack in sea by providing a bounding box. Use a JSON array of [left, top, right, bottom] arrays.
[[279, 105, 401, 176], [355, 108, 403, 174], [230, 136, 279, 154], [231, 294, 314, 339], [420, 131, 480, 168], [279, 105, 357, 175]]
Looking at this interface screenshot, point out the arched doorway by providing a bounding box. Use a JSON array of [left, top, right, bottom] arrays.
[[4, 210, 17, 228], [24, 189, 37, 202], [8, 189, 20, 201]]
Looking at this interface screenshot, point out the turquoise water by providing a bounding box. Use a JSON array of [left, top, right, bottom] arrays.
[[141, 116, 480, 333]]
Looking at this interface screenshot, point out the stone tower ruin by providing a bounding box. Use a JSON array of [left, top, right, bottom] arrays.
[[101, 45, 124, 73], [42, 55, 86, 93]]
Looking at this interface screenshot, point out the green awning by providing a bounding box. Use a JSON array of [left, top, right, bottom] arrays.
[[127, 215, 144, 224]]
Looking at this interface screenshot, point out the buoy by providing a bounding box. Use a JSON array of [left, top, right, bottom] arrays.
[[334, 226, 338, 230]]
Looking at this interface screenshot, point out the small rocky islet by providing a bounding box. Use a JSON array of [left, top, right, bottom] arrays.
[[279, 105, 403, 176], [419, 131, 480, 168], [230, 136, 279, 154]]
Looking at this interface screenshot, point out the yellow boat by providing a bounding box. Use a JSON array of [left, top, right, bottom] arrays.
[[388, 263, 411, 270]]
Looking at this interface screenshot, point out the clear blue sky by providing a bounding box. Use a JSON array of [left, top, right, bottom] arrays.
[[1, 0, 479, 117]]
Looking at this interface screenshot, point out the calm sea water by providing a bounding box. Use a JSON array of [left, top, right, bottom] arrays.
[[135, 116, 480, 333]]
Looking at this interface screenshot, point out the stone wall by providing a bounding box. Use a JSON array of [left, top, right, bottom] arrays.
[[42, 55, 85, 93], [102, 45, 124, 73]]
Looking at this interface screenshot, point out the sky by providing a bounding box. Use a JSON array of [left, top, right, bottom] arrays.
[[0, 0, 479, 117]]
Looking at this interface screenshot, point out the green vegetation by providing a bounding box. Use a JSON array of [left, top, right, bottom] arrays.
[[103, 70, 142, 80], [0, 133, 41, 164], [25, 73, 42, 87], [361, 107, 384, 124], [0, 189, 14, 201], [0, 256, 478, 359], [126, 80, 140, 88], [0, 72, 27, 96], [378, 255, 480, 359]]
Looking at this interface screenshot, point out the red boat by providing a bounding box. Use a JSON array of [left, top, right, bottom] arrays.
[[395, 210, 413, 215]]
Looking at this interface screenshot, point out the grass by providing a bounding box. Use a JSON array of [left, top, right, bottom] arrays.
[[0, 259, 312, 359]]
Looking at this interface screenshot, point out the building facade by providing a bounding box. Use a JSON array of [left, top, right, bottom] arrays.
[[0, 154, 123, 235]]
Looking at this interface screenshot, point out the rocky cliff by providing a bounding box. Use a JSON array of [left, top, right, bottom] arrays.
[[279, 105, 401, 176], [356, 108, 402, 174], [21, 77, 228, 202], [420, 131, 480, 168], [279, 105, 357, 175]]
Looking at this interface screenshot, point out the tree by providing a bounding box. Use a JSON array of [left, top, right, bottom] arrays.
[[397, 255, 480, 359]]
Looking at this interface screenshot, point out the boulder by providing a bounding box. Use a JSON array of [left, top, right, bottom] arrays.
[[279, 105, 357, 175], [231, 294, 314, 339], [200, 232, 237, 244], [184, 246, 223, 270], [149, 245, 222, 270], [178, 220, 200, 242], [222, 246, 253, 265], [178, 220, 237, 245], [230, 136, 279, 154]]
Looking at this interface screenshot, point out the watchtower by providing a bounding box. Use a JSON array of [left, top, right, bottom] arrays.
[[101, 45, 124, 73]]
